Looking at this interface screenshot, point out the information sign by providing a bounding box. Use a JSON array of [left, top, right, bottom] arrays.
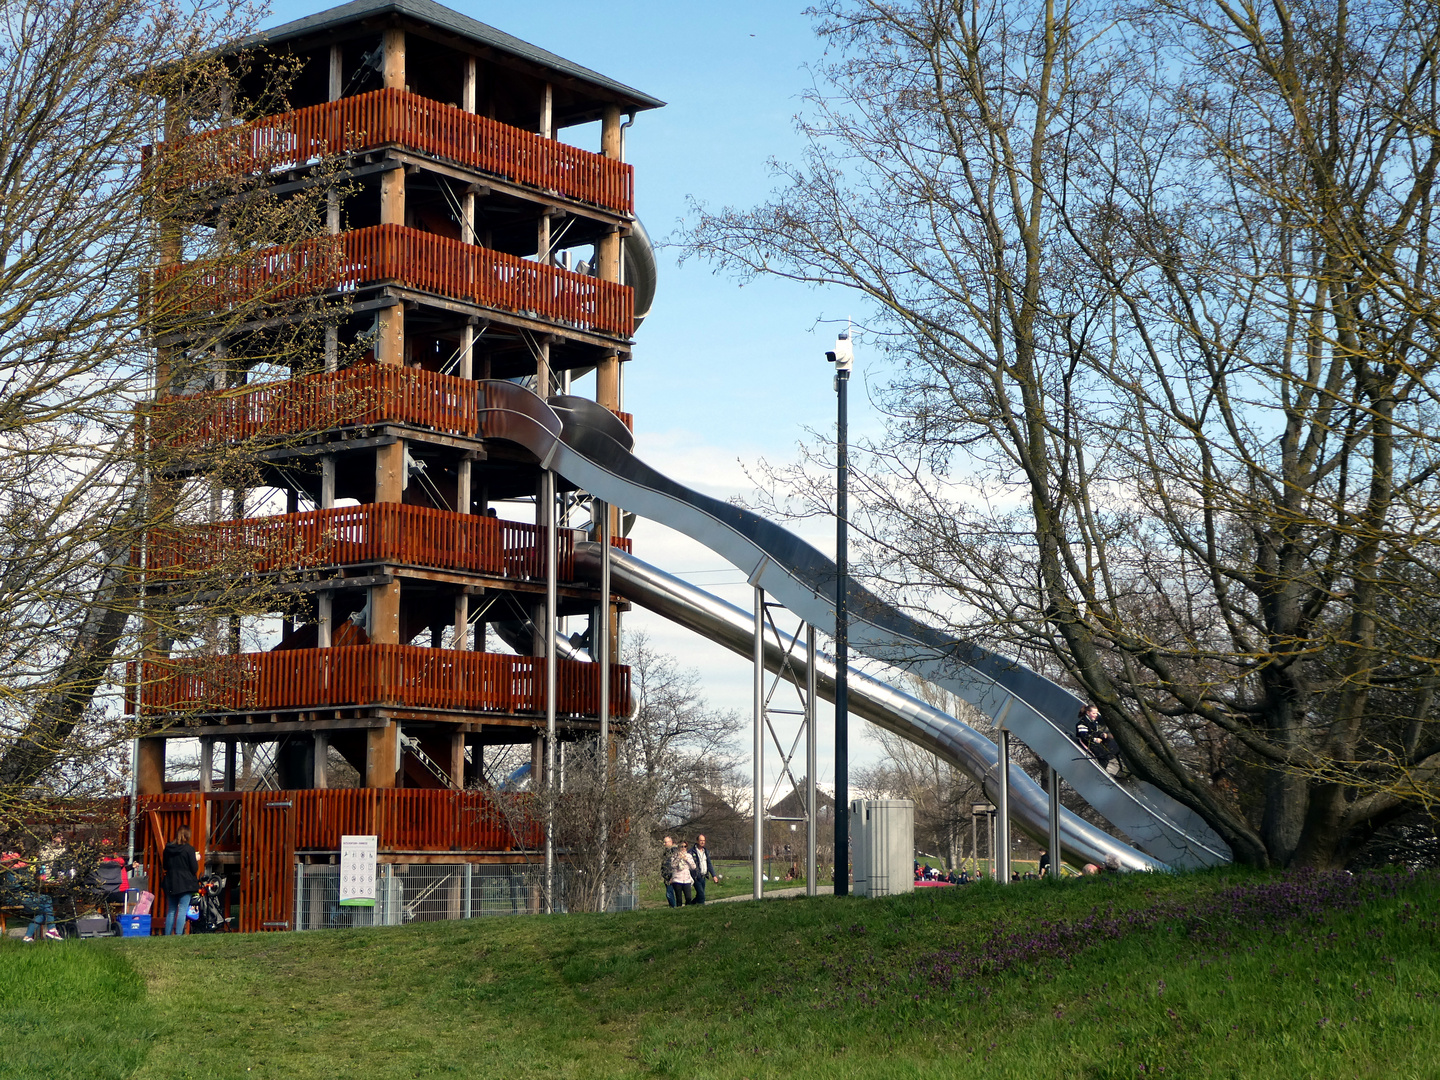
[[339, 834, 378, 907]]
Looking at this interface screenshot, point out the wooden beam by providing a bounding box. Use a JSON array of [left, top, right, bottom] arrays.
[[365, 721, 399, 788]]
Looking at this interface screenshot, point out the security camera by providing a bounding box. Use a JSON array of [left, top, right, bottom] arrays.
[[825, 330, 854, 372]]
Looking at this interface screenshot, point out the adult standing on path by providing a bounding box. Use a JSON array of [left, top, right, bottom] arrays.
[[669, 837, 697, 907], [160, 826, 199, 936], [688, 835, 720, 904]]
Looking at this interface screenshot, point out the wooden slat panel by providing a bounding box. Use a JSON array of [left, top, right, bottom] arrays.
[[154, 88, 634, 214], [293, 788, 376, 850], [140, 646, 632, 718], [240, 792, 296, 932], [153, 224, 633, 337], [146, 504, 513, 578], [152, 364, 480, 447], [145, 505, 587, 584]]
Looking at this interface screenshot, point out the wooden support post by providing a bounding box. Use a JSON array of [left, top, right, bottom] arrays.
[[376, 304, 404, 365], [449, 731, 465, 788], [536, 84, 554, 267], [137, 737, 165, 796], [224, 740, 237, 791], [596, 105, 625, 410], [313, 733, 329, 790], [329, 44, 343, 101], [370, 580, 401, 645], [366, 721, 398, 788], [460, 63, 477, 245], [376, 441, 403, 502], [382, 28, 405, 90], [536, 337, 551, 397], [198, 738, 214, 793], [453, 596, 469, 650]]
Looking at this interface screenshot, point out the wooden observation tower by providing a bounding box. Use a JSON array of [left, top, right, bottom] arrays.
[[131, 0, 661, 912]]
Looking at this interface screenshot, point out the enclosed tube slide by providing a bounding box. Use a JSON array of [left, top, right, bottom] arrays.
[[623, 218, 657, 329], [479, 382, 1231, 870]]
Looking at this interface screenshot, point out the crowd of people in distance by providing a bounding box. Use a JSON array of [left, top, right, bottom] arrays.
[[1, 837, 147, 943], [660, 834, 721, 907], [912, 847, 1126, 885]]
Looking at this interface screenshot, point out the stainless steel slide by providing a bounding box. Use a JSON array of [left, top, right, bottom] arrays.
[[575, 542, 1164, 871], [480, 381, 1232, 870]]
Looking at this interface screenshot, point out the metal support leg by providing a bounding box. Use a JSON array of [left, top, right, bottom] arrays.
[[1047, 765, 1062, 877], [597, 497, 611, 913], [997, 730, 1012, 883], [544, 469, 557, 913], [805, 624, 817, 897], [752, 586, 764, 901]]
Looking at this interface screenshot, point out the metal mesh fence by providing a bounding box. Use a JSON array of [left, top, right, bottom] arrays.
[[294, 862, 636, 930]]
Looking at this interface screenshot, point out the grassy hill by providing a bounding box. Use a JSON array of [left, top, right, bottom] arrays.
[[2, 867, 1436, 1079]]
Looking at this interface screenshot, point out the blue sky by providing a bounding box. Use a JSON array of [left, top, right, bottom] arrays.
[[263, 0, 890, 785]]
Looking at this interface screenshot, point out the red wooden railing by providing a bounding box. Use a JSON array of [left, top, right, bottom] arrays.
[[152, 88, 634, 214], [139, 646, 632, 718], [152, 365, 479, 448], [143, 505, 600, 582], [152, 366, 647, 456], [153, 223, 633, 337]]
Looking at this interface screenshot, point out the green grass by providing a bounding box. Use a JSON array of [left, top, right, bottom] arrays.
[[0, 938, 154, 1079], [6, 867, 1438, 1079]]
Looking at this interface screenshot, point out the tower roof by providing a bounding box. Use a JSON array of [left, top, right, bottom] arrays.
[[247, 0, 664, 113]]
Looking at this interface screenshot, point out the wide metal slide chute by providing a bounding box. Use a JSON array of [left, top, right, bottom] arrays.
[[480, 381, 1231, 870]]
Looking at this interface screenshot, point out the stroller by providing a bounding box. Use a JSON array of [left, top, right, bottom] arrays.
[[191, 873, 232, 933]]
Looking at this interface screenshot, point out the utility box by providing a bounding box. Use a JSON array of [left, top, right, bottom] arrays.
[[850, 799, 915, 897]]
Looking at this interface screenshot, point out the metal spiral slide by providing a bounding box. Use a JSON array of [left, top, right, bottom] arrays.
[[480, 381, 1232, 871]]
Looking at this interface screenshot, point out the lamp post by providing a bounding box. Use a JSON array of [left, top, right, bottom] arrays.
[[826, 329, 853, 895]]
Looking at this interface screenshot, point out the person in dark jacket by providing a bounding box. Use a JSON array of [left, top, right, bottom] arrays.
[[160, 826, 200, 936], [1075, 704, 1119, 771], [688, 835, 720, 904]]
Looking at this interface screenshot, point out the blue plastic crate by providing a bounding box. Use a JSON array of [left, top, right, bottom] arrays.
[[117, 914, 151, 937]]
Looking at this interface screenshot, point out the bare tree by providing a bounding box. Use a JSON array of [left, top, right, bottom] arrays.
[[547, 740, 663, 913], [482, 633, 742, 910], [686, 0, 1440, 867], [0, 0, 349, 815], [623, 630, 744, 820]]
